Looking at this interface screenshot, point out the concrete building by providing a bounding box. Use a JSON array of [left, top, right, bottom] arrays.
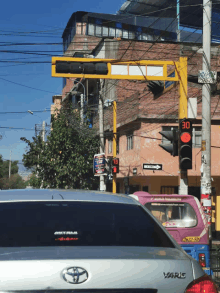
[[52, 10, 220, 232]]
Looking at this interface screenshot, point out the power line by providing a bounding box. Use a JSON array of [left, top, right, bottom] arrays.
[[0, 77, 59, 94], [0, 127, 35, 130], [0, 109, 50, 114]]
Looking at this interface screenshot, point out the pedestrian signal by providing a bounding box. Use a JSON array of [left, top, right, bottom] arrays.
[[112, 158, 119, 174]]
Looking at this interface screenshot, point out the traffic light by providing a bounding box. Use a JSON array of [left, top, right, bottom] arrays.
[[56, 61, 108, 75], [159, 129, 178, 156], [112, 158, 119, 174], [179, 118, 192, 170], [52, 57, 110, 78]]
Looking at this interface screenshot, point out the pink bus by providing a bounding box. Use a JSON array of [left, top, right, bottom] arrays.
[[131, 191, 212, 275]]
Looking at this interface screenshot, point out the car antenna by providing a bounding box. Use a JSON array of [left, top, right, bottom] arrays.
[[59, 194, 64, 200]]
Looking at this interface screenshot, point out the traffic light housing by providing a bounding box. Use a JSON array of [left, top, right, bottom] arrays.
[[159, 129, 178, 156], [56, 61, 108, 75], [112, 158, 119, 174], [179, 118, 192, 170]]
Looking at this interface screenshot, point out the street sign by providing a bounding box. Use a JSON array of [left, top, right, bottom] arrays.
[[93, 153, 107, 176], [198, 70, 217, 84], [143, 164, 163, 170]]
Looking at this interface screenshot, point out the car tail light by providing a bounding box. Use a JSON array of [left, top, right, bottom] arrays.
[[199, 253, 206, 267], [185, 274, 218, 293]]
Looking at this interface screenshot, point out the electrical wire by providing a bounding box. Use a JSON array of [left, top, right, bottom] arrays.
[[0, 77, 60, 94], [0, 127, 35, 130], [0, 110, 50, 114]]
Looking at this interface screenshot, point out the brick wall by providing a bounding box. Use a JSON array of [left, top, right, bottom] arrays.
[[59, 34, 220, 130], [100, 39, 220, 130]]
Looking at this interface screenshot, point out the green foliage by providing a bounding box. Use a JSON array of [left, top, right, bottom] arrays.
[[20, 135, 43, 170], [21, 104, 100, 189], [0, 174, 26, 190], [0, 154, 19, 178], [1, 160, 19, 178], [0, 155, 26, 190]]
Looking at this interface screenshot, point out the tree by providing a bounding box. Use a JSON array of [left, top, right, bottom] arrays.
[[21, 104, 100, 189], [1, 160, 19, 178], [0, 174, 26, 190], [0, 155, 26, 190]]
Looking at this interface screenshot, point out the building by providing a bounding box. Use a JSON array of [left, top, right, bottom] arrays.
[[52, 10, 220, 233], [118, 0, 220, 43]]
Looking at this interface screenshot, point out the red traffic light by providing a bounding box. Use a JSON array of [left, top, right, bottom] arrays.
[[180, 132, 191, 143]]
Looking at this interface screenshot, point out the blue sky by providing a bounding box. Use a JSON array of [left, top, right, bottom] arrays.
[[0, 0, 124, 164]]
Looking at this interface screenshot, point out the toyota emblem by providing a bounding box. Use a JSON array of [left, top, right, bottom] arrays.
[[62, 267, 88, 284]]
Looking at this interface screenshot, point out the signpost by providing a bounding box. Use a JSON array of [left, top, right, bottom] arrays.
[[143, 164, 163, 171]]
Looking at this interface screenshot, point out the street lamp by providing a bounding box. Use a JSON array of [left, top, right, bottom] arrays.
[[27, 110, 45, 141]]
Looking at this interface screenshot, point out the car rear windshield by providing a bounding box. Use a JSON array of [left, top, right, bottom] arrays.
[[0, 201, 174, 248]]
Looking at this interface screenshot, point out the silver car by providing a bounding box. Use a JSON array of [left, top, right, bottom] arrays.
[[0, 189, 217, 293]]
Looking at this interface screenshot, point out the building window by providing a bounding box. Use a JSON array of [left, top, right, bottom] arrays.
[[96, 25, 102, 36], [142, 186, 149, 192], [129, 30, 135, 39], [123, 29, 129, 38], [103, 26, 109, 36], [161, 186, 178, 194], [129, 185, 140, 194], [127, 133, 133, 150], [109, 27, 115, 37], [108, 139, 113, 154], [116, 28, 122, 38], [161, 126, 201, 148], [88, 23, 95, 35]]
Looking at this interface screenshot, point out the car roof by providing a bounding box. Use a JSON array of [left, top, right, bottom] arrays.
[[0, 189, 139, 205]]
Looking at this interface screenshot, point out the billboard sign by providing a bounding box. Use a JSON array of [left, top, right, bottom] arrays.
[[93, 153, 107, 176]]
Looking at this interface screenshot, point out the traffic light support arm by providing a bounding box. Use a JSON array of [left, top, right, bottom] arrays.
[[52, 57, 180, 81]]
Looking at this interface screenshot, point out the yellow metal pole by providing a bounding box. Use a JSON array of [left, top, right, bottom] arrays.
[[112, 101, 117, 193], [178, 57, 188, 119], [178, 57, 188, 195]]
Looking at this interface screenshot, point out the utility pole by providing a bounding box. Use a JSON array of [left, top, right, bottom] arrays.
[[98, 81, 106, 191], [9, 150, 12, 189], [201, 0, 212, 232], [80, 93, 84, 124], [42, 121, 45, 142], [177, 0, 180, 42]]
